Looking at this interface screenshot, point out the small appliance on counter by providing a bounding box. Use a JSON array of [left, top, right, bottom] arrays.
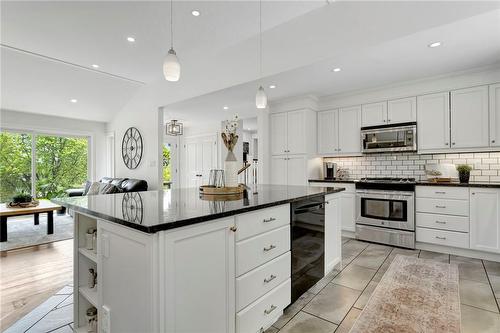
[[322, 162, 337, 179]]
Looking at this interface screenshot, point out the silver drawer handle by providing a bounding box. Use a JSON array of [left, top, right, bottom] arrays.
[[264, 274, 276, 283], [435, 191, 446, 194], [264, 304, 277, 315], [263, 244, 276, 252], [435, 221, 446, 224], [435, 205, 446, 208], [435, 236, 446, 240], [263, 217, 276, 223]]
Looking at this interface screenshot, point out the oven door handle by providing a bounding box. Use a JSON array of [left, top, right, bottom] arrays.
[[356, 190, 414, 197]]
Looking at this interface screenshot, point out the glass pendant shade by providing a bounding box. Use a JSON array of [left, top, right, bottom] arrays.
[[163, 48, 181, 81], [256, 86, 267, 109], [166, 120, 183, 136]]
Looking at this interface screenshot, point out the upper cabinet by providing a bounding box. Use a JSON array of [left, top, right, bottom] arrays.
[[317, 106, 361, 156], [489, 83, 500, 147], [387, 97, 416, 124], [451, 86, 489, 149], [361, 102, 387, 127], [417, 92, 450, 152], [270, 109, 316, 156]]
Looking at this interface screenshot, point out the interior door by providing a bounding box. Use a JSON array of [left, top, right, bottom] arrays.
[[201, 138, 217, 185], [185, 141, 199, 188], [451, 85, 489, 149], [317, 109, 338, 155], [417, 92, 450, 152], [338, 105, 361, 154]]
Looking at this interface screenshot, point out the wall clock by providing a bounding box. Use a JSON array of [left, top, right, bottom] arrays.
[[121, 192, 144, 224], [122, 127, 143, 169]]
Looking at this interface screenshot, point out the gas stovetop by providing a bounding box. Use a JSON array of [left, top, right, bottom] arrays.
[[356, 177, 416, 191]]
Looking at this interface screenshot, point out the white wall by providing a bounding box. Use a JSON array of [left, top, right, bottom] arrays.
[[0, 109, 107, 181]]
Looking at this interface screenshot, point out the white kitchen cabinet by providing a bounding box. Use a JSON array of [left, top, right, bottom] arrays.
[[271, 156, 288, 185], [270, 112, 288, 155], [387, 97, 416, 124], [470, 188, 500, 254], [287, 155, 308, 186], [417, 92, 450, 152], [338, 105, 362, 155], [287, 110, 307, 154], [489, 83, 500, 147], [164, 218, 236, 333], [451, 85, 489, 149], [361, 101, 387, 127], [317, 109, 338, 155], [325, 193, 342, 273]]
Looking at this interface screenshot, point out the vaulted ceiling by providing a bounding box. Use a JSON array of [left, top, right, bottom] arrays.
[[2, 1, 500, 125]]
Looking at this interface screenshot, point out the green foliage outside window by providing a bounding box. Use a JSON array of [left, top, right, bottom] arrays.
[[163, 144, 171, 183], [0, 132, 32, 202]]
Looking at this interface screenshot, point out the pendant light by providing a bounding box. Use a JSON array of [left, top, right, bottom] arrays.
[[255, 0, 267, 109], [163, 0, 180, 81]]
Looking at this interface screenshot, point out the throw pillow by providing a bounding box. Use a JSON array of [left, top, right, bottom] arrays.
[[86, 182, 101, 196], [98, 183, 120, 195]]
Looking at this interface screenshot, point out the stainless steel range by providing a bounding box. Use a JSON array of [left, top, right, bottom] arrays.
[[355, 177, 416, 249]]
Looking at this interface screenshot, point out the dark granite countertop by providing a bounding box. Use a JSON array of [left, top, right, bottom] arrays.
[[52, 185, 345, 233], [308, 179, 358, 183], [309, 178, 500, 188]]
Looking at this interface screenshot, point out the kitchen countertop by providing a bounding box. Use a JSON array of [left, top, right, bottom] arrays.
[[309, 178, 500, 188], [52, 184, 345, 233]]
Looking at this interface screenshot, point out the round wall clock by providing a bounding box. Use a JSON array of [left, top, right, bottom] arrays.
[[121, 192, 144, 224], [122, 127, 143, 169]]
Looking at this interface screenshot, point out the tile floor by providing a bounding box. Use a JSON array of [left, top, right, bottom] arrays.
[[5, 238, 500, 333]]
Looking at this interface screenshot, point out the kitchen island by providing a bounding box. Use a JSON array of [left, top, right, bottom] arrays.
[[53, 184, 345, 333]]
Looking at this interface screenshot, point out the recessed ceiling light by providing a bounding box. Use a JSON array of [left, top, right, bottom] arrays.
[[223, 106, 229, 110], [191, 10, 200, 16], [269, 85, 276, 89], [428, 41, 442, 48], [91, 64, 99, 69], [332, 67, 341, 72], [70, 99, 78, 103], [127, 36, 136, 43]]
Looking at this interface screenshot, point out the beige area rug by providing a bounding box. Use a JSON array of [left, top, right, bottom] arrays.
[[350, 254, 461, 333]]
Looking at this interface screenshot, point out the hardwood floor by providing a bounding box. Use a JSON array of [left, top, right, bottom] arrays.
[[0, 239, 73, 331]]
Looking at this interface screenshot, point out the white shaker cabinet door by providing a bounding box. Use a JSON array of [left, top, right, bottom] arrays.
[[361, 101, 387, 127], [417, 92, 450, 152], [270, 112, 288, 155], [271, 156, 288, 185], [325, 194, 341, 274], [286, 155, 308, 186], [287, 110, 307, 154], [489, 83, 500, 147], [338, 105, 362, 155], [387, 97, 416, 124], [317, 109, 338, 155], [451, 85, 489, 149], [164, 218, 236, 333], [470, 188, 500, 254], [341, 192, 356, 232]]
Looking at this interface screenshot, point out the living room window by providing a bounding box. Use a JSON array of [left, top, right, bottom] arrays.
[[0, 129, 90, 201]]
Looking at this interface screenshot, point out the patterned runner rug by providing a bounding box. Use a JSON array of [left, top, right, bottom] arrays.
[[350, 254, 461, 333]]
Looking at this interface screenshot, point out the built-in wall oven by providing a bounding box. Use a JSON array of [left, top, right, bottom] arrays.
[[361, 122, 417, 153], [355, 178, 415, 249]]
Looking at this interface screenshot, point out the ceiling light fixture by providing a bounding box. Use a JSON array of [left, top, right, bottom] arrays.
[[255, 0, 267, 109], [191, 10, 200, 16], [166, 120, 183, 136], [91, 64, 99, 69], [428, 41, 442, 48], [163, 0, 181, 81], [332, 67, 341, 72], [70, 99, 78, 103], [269, 85, 276, 89], [223, 106, 229, 110], [127, 36, 136, 43]]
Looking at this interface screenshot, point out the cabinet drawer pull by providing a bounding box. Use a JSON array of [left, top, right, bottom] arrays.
[[435, 221, 446, 224], [230, 226, 237, 232], [263, 244, 276, 252], [434, 191, 446, 194], [264, 304, 277, 315], [435, 205, 446, 208], [264, 274, 277, 283], [263, 217, 276, 223], [435, 236, 446, 240]]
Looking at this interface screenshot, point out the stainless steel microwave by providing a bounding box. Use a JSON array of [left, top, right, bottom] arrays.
[[361, 122, 417, 153]]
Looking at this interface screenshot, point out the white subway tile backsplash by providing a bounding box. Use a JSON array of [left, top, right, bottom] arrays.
[[323, 151, 500, 183]]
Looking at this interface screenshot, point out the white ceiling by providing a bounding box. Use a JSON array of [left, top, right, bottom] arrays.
[[2, 1, 500, 125]]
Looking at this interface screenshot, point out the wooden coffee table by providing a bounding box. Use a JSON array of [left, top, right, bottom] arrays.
[[0, 200, 62, 242]]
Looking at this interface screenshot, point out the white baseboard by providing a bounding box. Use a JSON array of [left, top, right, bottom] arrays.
[[416, 242, 500, 262], [341, 230, 355, 239]]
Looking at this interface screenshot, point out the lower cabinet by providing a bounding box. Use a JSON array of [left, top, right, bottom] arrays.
[[470, 188, 500, 254], [325, 193, 342, 273]]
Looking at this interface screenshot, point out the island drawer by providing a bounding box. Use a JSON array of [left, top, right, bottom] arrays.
[[236, 204, 290, 241], [416, 227, 469, 249], [416, 186, 468, 200], [416, 198, 469, 216], [416, 213, 469, 232], [236, 225, 290, 276], [236, 251, 291, 311], [236, 279, 291, 333]]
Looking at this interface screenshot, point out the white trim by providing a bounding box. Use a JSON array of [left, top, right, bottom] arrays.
[[416, 242, 500, 262], [105, 132, 115, 178]]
